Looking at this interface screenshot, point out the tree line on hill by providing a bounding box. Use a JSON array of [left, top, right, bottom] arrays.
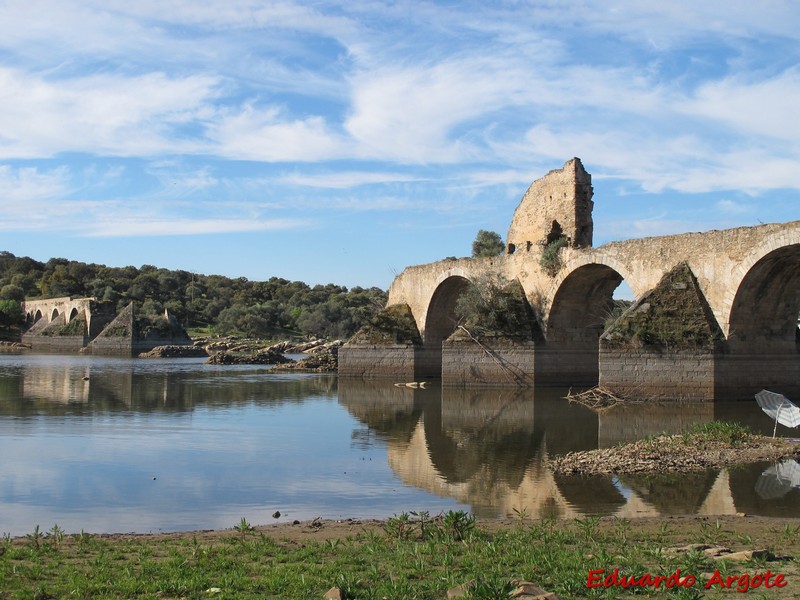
[[0, 251, 387, 341]]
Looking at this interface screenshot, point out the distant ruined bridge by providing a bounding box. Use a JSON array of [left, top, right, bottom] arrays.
[[340, 158, 800, 401], [19, 297, 190, 355], [22, 297, 96, 328]]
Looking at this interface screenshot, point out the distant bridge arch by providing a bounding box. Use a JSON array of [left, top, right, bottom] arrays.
[[22, 297, 95, 327]]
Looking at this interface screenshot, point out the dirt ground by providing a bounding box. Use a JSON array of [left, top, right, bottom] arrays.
[[92, 514, 800, 548]]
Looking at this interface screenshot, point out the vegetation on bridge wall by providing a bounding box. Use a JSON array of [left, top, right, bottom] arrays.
[[40, 314, 87, 337], [347, 303, 422, 346], [539, 236, 569, 277], [602, 262, 724, 351], [452, 275, 543, 342]]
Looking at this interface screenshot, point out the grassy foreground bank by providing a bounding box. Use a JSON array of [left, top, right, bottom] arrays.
[[1, 513, 799, 599]]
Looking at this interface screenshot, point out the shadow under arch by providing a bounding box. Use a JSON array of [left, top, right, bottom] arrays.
[[718, 244, 800, 399], [421, 275, 472, 379], [537, 263, 624, 386]]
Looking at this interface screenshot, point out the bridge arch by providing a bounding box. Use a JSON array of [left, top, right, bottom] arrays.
[[424, 275, 472, 348], [50, 308, 59, 322], [546, 263, 624, 339], [538, 257, 629, 386], [727, 244, 800, 350], [723, 229, 800, 340], [68, 307, 80, 323], [545, 253, 639, 317]]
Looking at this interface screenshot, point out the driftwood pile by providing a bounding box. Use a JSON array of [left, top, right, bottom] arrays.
[[565, 386, 641, 410]]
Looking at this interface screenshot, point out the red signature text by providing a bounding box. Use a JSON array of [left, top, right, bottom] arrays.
[[587, 568, 788, 592]]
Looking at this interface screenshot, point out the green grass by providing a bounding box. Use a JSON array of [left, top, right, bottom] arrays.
[[2, 513, 798, 599], [684, 421, 752, 446]]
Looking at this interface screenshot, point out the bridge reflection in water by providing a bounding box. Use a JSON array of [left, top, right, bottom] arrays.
[[338, 379, 800, 519], [2, 357, 797, 531]]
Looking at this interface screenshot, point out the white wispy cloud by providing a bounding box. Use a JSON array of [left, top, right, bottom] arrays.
[[345, 56, 533, 163], [276, 171, 424, 188], [83, 217, 309, 237], [0, 67, 220, 158], [0, 165, 72, 205], [208, 105, 345, 162], [715, 199, 752, 215], [682, 68, 800, 142]]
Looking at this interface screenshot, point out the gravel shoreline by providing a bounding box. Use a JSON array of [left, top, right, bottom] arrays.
[[550, 433, 800, 476]]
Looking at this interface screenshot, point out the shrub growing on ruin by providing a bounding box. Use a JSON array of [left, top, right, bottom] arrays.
[[602, 263, 724, 350], [454, 275, 542, 340], [539, 237, 569, 276], [348, 303, 422, 345]]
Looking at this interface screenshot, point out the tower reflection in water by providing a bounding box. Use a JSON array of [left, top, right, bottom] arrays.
[[338, 379, 800, 519]]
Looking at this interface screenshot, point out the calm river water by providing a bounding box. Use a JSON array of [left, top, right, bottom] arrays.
[[0, 354, 798, 536]]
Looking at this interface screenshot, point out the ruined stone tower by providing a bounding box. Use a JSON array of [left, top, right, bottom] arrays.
[[505, 157, 594, 253]]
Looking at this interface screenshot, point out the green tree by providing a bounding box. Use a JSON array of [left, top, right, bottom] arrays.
[[0, 284, 25, 302], [0, 299, 22, 328], [471, 230, 504, 258]]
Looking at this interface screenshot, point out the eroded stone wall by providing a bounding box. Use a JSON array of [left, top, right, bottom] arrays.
[[506, 157, 593, 253]]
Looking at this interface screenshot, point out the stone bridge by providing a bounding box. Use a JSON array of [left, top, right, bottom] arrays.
[[22, 297, 96, 327], [340, 158, 800, 401], [21, 296, 119, 351]]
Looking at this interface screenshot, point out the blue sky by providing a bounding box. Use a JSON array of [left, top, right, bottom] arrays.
[[1, 1, 798, 290]]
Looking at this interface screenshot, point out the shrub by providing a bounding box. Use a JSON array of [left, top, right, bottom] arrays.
[[539, 237, 569, 276], [454, 275, 541, 340]]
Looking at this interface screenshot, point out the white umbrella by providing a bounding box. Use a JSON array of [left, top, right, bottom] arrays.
[[755, 390, 800, 437], [755, 460, 800, 500]]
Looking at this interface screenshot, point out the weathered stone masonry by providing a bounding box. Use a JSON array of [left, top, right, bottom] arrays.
[[21, 298, 191, 356], [340, 158, 800, 400]]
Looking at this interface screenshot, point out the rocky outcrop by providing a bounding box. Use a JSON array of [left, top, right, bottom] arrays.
[[194, 336, 341, 369], [270, 345, 340, 372], [206, 348, 295, 365], [0, 341, 29, 352], [139, 345, 209, 358]]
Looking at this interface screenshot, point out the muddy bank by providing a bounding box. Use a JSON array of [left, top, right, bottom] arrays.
[[551, 432, 800, 476]]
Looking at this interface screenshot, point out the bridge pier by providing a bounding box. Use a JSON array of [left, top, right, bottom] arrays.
[[532, 343, 599, 388], [441, 337, 536, 386], [599, 346, 718, 401], [714, 351, 800, 401], [341, 335, 800, 400]]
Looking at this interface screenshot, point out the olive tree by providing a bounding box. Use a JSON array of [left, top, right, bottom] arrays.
[[471, 230, 504, 258]]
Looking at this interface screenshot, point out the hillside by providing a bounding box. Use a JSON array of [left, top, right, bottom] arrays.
[[0, 251, 387, 341]]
